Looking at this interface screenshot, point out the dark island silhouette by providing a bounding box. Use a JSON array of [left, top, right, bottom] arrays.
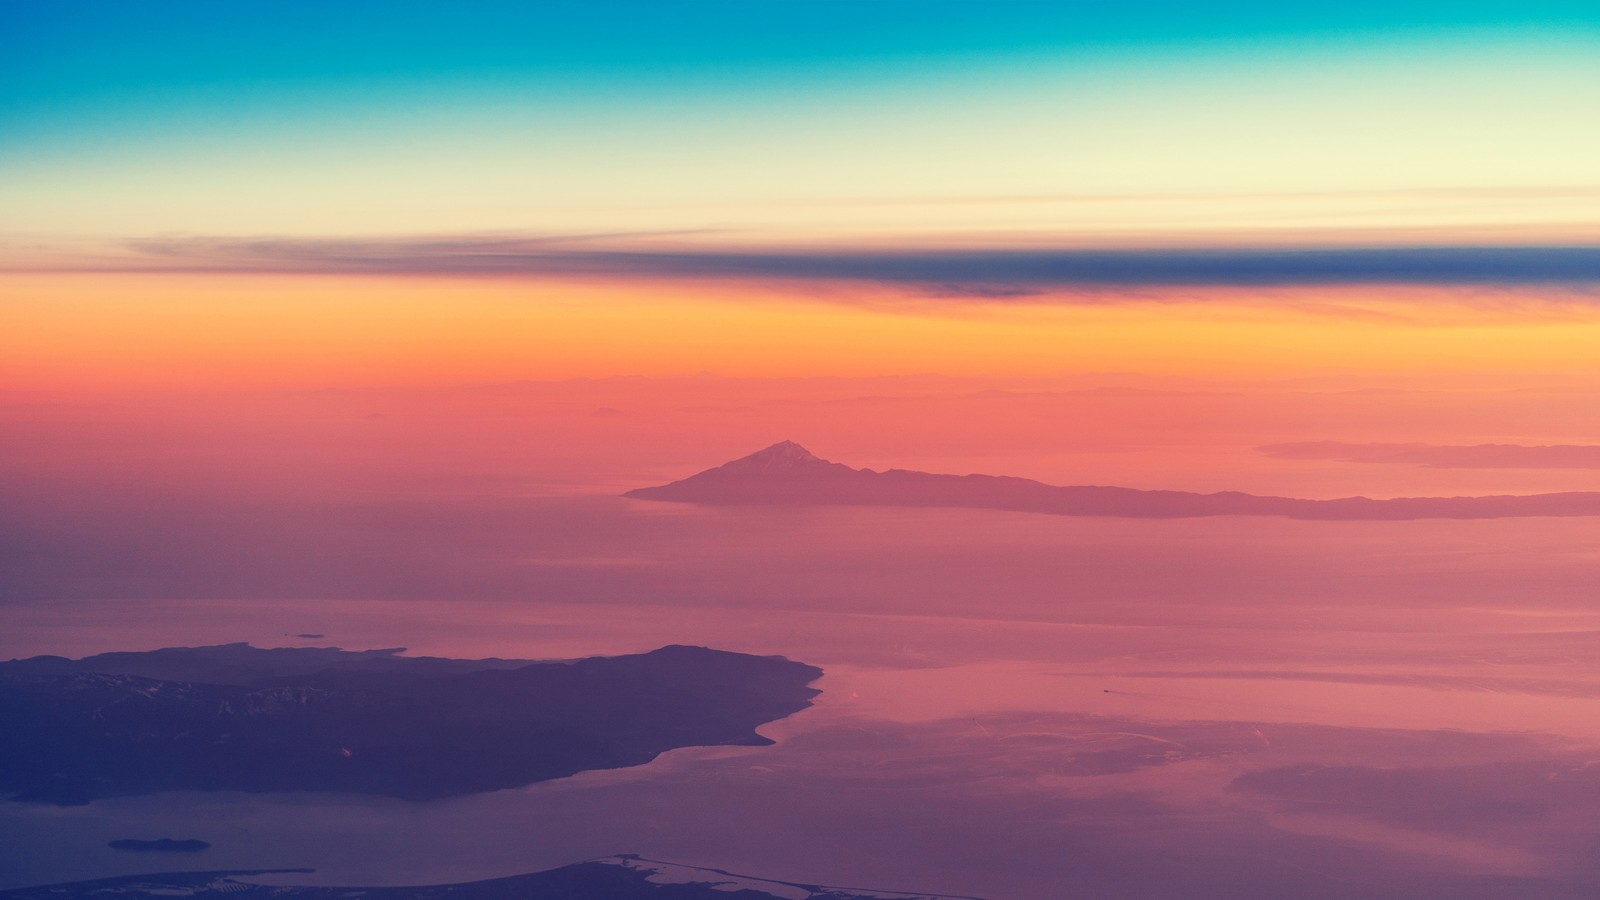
[[107, 839, 211, 853], [0, 643, 820, 805], [0, 857, 981, 900], [625, 441, 1600, 520]]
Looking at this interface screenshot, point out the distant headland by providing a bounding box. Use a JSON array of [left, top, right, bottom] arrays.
[[108, 838, 211, 853], [627, 441, 1600, 520]]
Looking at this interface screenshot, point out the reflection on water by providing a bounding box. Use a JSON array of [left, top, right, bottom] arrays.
[[2, 502, 1599, 899]]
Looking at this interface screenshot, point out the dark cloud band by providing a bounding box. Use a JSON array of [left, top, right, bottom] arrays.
[[107, 237, 1600, 296]]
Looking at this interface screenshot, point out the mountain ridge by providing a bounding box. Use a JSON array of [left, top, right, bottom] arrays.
[[625, 442, 1600, 521]]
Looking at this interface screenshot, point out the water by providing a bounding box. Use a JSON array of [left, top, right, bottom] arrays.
[[3, 500, 1598, 898]]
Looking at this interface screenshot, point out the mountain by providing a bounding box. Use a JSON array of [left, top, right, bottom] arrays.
[[0, 856, 982, 900], [625, 442, 1600, 520], [0, 644, 821, 805]]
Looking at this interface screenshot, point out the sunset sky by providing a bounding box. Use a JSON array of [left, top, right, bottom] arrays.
[[3, 1, 1598, 391]]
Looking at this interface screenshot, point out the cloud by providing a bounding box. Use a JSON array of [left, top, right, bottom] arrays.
[[71, 235, 1600, 298], [1259, 441, 1600, 469]]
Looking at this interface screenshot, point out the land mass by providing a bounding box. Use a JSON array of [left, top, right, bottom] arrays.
[[625, 441, 1600, 520], [107, 839, 210, 853], [0, 857, 981, 900], [0, 643, 820, 805]]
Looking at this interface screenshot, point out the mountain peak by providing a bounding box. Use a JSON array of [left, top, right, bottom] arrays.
[[723, 440, 827, 471], [622, 441, 852, 501]]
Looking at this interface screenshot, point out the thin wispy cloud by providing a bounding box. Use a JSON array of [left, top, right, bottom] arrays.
[[64, 235, 1600, 300], [1260, 441, 1600, 469]]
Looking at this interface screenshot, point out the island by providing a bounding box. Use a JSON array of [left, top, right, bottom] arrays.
[[0, 857, 981, 900], [626, 441, 1600, 520], [107, 839, 211, 853], [0, 643, 821, 805]]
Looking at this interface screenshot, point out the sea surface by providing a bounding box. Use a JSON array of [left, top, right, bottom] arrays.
[[3, 499, 1599, 899]]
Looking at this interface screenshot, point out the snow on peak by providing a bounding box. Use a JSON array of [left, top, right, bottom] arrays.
[[723, 441, 828, 471]]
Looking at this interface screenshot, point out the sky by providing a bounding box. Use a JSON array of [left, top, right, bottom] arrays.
[[2, 4, 1598, 394], [1, 1, 1597, 399], [2, 2, 1597, 241], [0, 0, 1596, 458]]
